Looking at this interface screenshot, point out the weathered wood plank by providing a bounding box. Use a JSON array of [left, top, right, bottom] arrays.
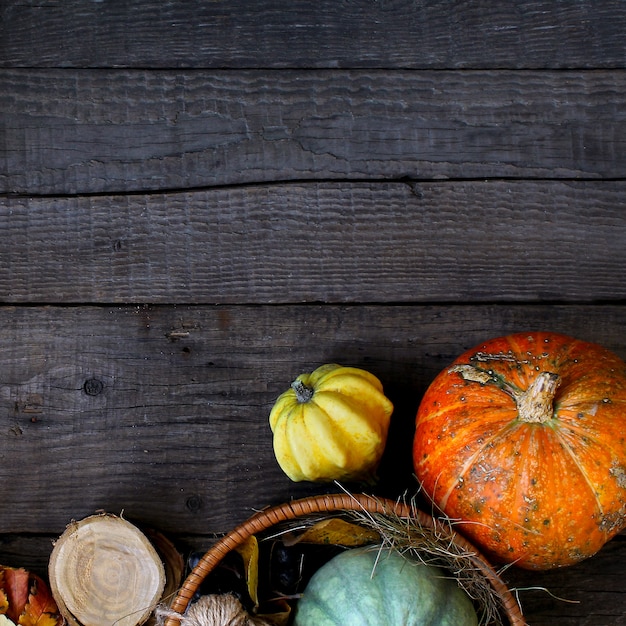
[[2, 181, 625, 304], [0, 535, 57, 576], [1, 303, 626, 622], [508, 537, 626, 625], [1, 302, 625, 536], [1, 1, 625, 70], [1, 533, 625, 624], [2, 70, 626, 194]]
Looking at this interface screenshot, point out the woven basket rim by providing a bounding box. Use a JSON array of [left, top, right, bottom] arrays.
[[164, 492, 526, 626]]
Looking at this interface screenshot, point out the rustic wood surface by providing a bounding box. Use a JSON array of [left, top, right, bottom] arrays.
[[2, 181, 625, 303], [2, 70, 625, 194], [2, 2, 626, 624], [2, 0, 626, 69]]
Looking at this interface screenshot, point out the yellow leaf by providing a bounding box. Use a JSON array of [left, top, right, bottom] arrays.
[[17, 612, 59, 626], [235, 535, 260, 608], [284, 518, 380, 547]]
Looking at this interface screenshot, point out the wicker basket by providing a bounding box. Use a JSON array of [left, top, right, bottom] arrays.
[[163, 493, 526, 626]]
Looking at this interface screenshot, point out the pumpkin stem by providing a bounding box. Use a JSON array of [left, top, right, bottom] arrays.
[[291, 379, 314, 403], [516, 371, 560, 423], [451, 364, 560, 424]]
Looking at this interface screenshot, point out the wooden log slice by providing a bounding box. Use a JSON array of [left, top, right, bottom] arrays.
[[48, 514, 166, 626]]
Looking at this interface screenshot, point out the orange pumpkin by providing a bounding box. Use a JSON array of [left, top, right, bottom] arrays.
[[413, 332, 626, 570]]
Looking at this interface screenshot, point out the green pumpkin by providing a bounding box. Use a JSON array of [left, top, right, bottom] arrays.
[[293, 546, 478, 626]]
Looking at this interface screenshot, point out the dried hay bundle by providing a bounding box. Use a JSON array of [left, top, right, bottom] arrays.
[[346, 501, 510, 626]]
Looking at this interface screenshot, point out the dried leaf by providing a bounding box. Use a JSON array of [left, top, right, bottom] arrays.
[[18, 576, 62, 626], [1, 568, 29, 622], [258, 598, 291, 626], [235, 536, 260, 608], [284, 518, 380, 547], [0, 570, 7, 615], [17, 610, 59, 626]]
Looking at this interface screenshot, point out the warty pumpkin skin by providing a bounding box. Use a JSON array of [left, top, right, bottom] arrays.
[[269, 364, 393, 482], [413, 332, 626, 570]]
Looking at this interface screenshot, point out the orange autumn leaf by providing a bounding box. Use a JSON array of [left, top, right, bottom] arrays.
[[1, 568, 29, 622], [18, 609, 60, 626], [18, 576, 62, 626]]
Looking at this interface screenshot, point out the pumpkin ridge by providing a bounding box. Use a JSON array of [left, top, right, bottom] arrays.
[[285, 404, 350, 478], [437, 419, 523, 509], [317, 387, 392, 429], [550, 419, 606, 455], [572, 396, 626, 405], [415, 392, 514, 425], [505, 331, 569, 361], [557, 371, 626, 401], [316, 366, 385, 393], [411, 399, 471, 424], [550, 424, 606, 517], [504, 333, 578, 389], [503, 333, 545, 390], [298, 404, 352, 470], [313, 392, 387, 439], [553, 396, 626, 450], [282, 407, 318, 478]]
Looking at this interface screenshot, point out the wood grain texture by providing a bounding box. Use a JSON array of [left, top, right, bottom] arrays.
[[0, 302, 625, 536], [2, 69, 625, 194], [0, 303, 625, 622], [49, 515, 166, 626], [1, 181, 625, 304], [4, 1, 626, 622], [1, 0, 626, 70], [508, 537, 626, 625], [1, 533, 625, 624]]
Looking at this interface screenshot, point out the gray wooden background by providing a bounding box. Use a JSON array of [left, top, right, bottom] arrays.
[[1, 2, 626, 623]]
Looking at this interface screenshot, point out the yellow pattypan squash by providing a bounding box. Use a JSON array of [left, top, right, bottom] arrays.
[[269, 364, 394, 482]]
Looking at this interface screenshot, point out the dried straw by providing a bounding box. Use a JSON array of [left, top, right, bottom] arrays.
[[346, 503, 506, 626]]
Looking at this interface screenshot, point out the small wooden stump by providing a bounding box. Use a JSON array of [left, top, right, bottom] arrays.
[[49, 514, 166, 626]]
